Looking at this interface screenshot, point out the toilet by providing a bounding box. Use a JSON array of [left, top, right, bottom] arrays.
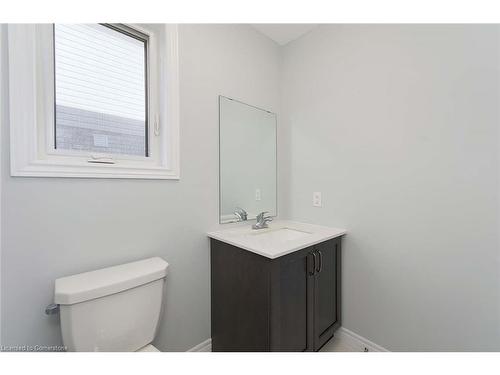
[[53, 257, 168, 352]]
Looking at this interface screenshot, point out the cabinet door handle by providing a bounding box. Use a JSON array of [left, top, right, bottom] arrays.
[[309, 251, 317, 276], [317, 250, 323, 273]]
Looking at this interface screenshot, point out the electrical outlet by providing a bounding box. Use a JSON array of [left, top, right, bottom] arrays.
[[313, 192, 322, 207], [255, 188, 261, 201]]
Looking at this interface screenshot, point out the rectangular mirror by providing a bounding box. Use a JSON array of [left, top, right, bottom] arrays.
[[219, 96, 277, 224]]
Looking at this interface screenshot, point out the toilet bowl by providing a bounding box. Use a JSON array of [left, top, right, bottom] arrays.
[[53, 257, 168, 352]]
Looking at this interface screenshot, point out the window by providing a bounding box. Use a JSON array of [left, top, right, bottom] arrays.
[[54, 24, 148, 157], [8, 24, 179, 179]]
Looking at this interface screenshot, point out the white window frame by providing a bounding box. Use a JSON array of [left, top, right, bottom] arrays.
[[8, 24, 180, 179]]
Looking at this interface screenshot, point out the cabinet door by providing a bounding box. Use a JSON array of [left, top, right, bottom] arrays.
[[313, 238, 341, 351], [211, 240, 271, 351], [270, 248, 315, 351]]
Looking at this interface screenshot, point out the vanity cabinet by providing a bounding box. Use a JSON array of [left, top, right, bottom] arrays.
[[210, 236, 342, 352]]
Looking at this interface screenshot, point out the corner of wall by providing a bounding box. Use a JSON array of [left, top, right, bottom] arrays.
[[0, 23, 4, 347]]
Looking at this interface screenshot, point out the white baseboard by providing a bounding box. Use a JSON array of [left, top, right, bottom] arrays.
[[187, 338, 212, 352], [334, 327, 389, 352], [186, 328, 387, 353]]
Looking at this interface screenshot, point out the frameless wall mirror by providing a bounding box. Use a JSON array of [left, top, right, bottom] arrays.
[[219, 96, 277, 224]]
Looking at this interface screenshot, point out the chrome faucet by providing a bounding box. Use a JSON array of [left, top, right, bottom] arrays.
[[234, 207, 248, 222], [252, 211, 273, 230]]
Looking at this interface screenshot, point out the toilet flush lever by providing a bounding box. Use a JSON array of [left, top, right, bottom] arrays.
[[45, 303, 60, 315]]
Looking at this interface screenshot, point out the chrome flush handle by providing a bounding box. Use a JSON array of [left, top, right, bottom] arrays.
[[45, 303, 60, 315]]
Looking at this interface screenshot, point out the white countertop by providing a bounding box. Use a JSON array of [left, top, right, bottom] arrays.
[[207, 220, 346, 259]]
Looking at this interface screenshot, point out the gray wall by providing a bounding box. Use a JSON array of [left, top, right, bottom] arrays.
[[0, 24, 281, 351], [0, 25, 3, 346], [3, 23, 500, 352], [281, 24, 500, 351]]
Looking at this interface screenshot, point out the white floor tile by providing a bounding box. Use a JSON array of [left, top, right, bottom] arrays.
[[320, 336, 360, 352]]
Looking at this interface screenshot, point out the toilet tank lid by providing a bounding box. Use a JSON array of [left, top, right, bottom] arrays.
[[54, 257, 168, 305]]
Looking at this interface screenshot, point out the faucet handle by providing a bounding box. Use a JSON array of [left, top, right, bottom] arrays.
[[256, 211, 273, 223], [234, 207, 248, 221], [256, 211, 268, 221], [253, 211, 273, 229]]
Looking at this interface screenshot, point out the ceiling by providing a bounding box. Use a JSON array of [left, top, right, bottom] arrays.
[[251, 24, 317, 46]]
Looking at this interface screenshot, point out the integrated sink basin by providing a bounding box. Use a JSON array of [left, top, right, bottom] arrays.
[[208, 220, 346, 259], [248, 227, 312, 241]]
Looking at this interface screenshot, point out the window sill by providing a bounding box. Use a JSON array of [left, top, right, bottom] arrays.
[[11, 160, 180, 180]]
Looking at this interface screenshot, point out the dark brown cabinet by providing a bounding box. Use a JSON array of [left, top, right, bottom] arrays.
[[313, 239, 341, 350], [210, 236, 342, 352]]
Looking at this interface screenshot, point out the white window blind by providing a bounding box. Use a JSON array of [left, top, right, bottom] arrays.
[[54, 24, 148, 156]]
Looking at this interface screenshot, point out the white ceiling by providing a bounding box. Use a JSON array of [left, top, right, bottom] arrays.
[[251, 24, 317, 46]]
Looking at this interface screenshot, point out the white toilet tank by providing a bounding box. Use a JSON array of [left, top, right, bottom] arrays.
[[54, 257, 168, 352]]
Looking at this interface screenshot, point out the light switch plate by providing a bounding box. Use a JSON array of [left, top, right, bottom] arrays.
[[313, 192, 322, 207], [255, 188, 261, 201]]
